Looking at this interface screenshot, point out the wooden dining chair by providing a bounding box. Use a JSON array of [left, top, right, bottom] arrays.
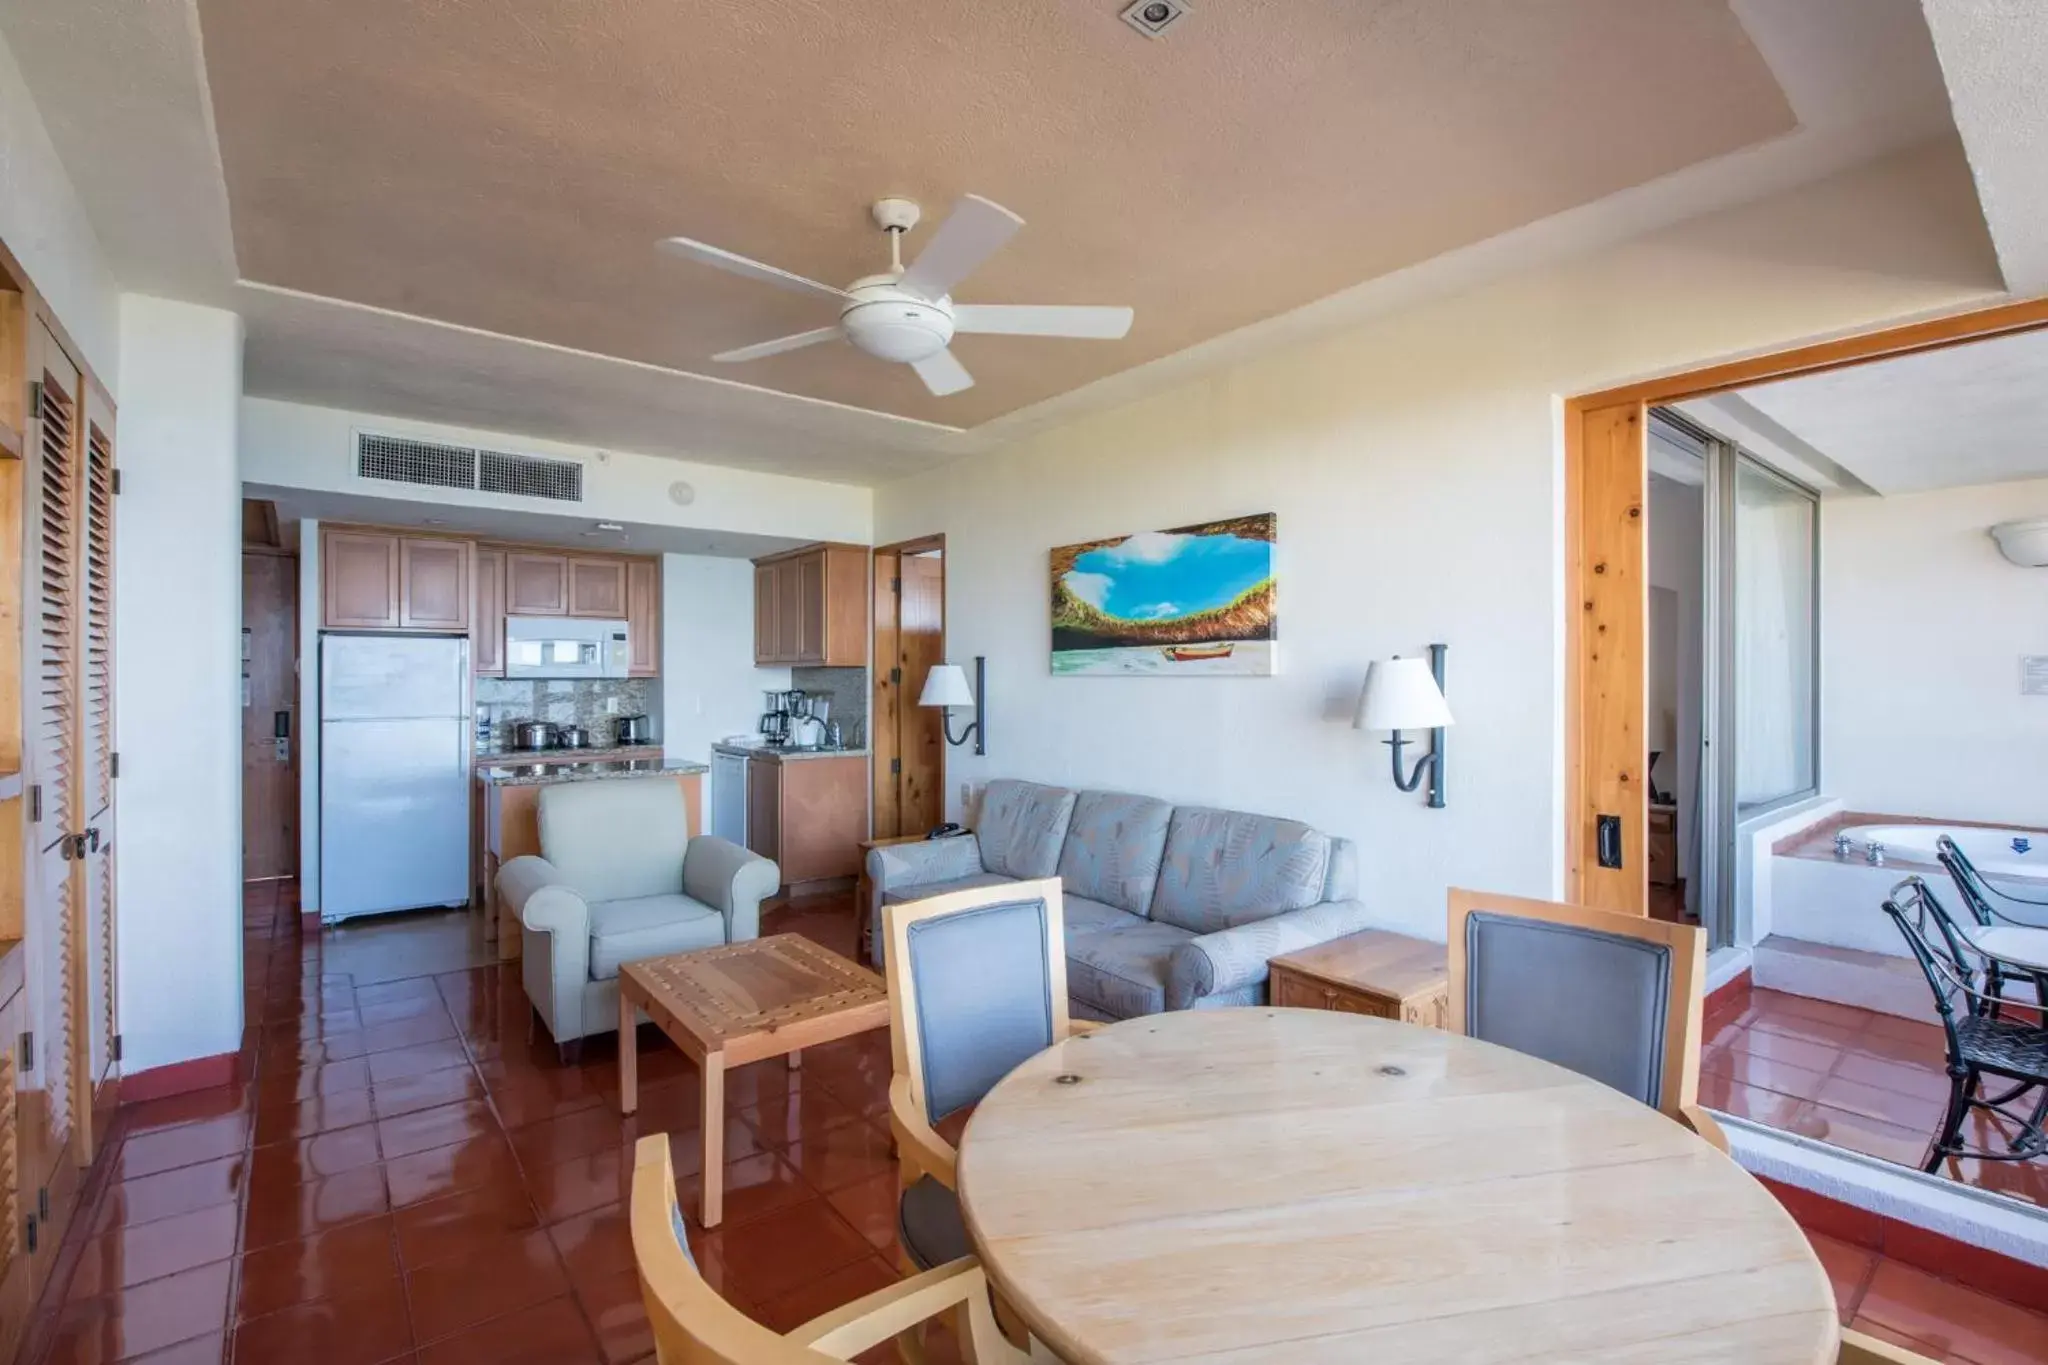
[[1447, 888, 1724, 1151], [630, 1134, 1031, 1365], [1840, 1328, 1937, 1364], [880, 877, 1096, 1274]]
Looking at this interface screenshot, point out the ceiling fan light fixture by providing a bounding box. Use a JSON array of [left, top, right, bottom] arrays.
[[841, 296, 954, 362]]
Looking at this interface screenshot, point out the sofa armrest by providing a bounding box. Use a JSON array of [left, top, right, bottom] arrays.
[[682, 835, 779, 943], [868, 834, 986, 894], [1167, 899, 1379, 1009]]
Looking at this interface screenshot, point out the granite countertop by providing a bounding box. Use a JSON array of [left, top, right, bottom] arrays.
[[711, 740, 870, 762], [477, 756, 711, 787], [473, 742, 662, 764]]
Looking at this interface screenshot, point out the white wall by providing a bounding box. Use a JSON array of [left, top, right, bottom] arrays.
[[659, 555, 791, 764], [873, 140, 2003, 941], [239, 398, 874, 547], [0, 29, 119, 384], [115, 295, 244, 1072], [1820, 476, 2048, 825]]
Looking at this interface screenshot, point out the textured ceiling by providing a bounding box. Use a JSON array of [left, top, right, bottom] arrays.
[[1738, 326, 2048, 494], [195, 0, 1795, 427]]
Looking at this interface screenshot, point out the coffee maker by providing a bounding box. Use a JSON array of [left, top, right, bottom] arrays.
[[758, 689, 793, 745]]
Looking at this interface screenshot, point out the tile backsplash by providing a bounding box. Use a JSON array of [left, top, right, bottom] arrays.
[[475, 677, 656, 749], [790, 666, 867, 746]]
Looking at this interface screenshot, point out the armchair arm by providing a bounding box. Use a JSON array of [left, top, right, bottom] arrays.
[[498, 855, 594, 1042], [681, 835, 779, 943], [1167, 899, 1380, 1009], [889, 1074, 958, 1188], [499, 855, 591, 937]]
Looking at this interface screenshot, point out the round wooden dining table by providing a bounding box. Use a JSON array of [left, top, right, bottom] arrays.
[[956, 1008, 1837, 1364]]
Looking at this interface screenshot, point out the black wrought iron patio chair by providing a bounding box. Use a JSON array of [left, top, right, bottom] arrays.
[[1880, 876, 2048, 1174], [1934, 834, 2048, 1017]]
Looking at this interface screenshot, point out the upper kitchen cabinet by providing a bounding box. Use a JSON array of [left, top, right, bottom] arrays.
[[474, 548, 506, 676], [505, 552, 569, 616], [568, 557, 627, 618], [753, 544, 868, 666], [322, 527, 471, 633], [626, 559, 661, 677]]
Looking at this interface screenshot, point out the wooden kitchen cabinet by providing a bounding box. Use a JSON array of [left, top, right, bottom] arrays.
[[568, 557, 627, 618], [474, 548, 506, 676], [398, 536, 471, 631], [505, 552, 570, 616], [323, 527, 472, 633], [744, 752, 868, 890], [626, 559, 661, 676], [752, 544, 869, 666]]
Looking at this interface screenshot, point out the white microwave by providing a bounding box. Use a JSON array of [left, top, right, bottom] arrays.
[[504, 616, 630, 679]]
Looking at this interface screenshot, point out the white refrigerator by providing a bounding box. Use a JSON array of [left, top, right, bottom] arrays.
[[320, 633, 472, 923]]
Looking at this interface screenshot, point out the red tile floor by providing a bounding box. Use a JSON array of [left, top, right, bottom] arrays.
[[20, 883, 2048, 1363], [1702, 984, 2048, 1210]]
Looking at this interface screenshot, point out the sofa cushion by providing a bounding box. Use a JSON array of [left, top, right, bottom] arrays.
[[1062, 894, 1145, 939], [1065, 920, 1192, 1019], [1150, 807, 1331, 934], [588, 893, 727, 980], [881, 871, 1016, 905], [1057, 791, 1174, 915], [540, 779, 688, 904], [977, 780, 1077, 880]]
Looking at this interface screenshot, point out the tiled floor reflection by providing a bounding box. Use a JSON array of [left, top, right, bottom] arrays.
[[1703, 984, 2048, 1210], [22, 885, 2048, 1363]]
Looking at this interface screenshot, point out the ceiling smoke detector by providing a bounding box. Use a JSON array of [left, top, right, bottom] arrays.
[[1120, 0, 1189, 39]]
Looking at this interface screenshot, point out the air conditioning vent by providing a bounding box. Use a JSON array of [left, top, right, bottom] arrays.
[[357, 434, 477, 490], [353, 431, 585, 504], [479, 449, 583, 503]]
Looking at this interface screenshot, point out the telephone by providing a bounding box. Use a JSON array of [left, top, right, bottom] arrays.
[[926, 822, 968, 840]]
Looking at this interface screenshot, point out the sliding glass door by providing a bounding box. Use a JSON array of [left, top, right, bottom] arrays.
[[1733, 458, 1819, 814]]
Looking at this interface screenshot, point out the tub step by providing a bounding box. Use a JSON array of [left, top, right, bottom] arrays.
[[1751, 935, 1939, 1024]]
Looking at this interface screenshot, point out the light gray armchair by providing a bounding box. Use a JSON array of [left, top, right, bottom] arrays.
[[496, 777, 779, 1059]]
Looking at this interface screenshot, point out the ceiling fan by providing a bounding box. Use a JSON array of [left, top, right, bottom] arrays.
[[657, 195, 1134, 397]]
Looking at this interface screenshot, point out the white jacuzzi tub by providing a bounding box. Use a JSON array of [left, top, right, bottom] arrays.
[[1841, 824, 2048, 879]]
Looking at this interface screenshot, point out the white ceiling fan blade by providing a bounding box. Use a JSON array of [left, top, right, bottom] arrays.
[[951, 304, 1134, 339], [898, 195, 1023, 301], [911, 348, 975, 396], [658, 236, 848, 302], [712, 326, 844, 363]]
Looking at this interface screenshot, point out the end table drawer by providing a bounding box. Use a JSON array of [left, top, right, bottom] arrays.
[[1273, 969, 1397, 1020]]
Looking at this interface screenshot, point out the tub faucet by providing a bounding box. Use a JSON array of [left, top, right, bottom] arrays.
[[1866, 840, 1886, 866], [1833, 832, 1855, 860]]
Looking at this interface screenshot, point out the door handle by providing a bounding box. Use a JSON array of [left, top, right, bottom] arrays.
[[274, 711, 291, 740], [1596, 814, 1623, 870]]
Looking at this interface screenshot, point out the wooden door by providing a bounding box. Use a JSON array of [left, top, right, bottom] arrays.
[[774, 556, 805, 662], [474, 549, 505, 676], [795, 552, 826, 664], [322, 529, 400, 628], [23, 321, 80, 1261], [870, 551, 901, 836], [77, 405, 117, 1150], [1566, 399, 1648, 914], [898, 556, 945, 833], [625, 559, 660, 676], [505, 553, 569, 616], [398, 537, 470, 631], [567, 557, 626, 618], [242, 551, 298, 881], [753, 563, 779, 664]]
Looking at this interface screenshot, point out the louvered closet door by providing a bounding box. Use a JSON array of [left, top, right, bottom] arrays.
[[22, 321, 82, 1255], [77, 405, 116, 1151]]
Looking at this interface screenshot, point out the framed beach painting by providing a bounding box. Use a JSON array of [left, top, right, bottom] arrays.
[[1049, 513, 1276, 676]]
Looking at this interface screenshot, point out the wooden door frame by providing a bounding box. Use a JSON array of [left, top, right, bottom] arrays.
[[871, 534, 946, 839], [242, 544, 301, 883], [1565, 294, 2048, 913]]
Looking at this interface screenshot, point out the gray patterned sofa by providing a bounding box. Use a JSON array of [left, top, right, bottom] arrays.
[[865, 779, 1371, 1019]]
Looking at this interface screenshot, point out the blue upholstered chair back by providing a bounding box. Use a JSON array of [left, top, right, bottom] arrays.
[[904, 896, 1059, 1120], [1462, 911, 1673, 1107]]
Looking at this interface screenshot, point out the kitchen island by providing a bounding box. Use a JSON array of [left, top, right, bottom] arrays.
[[480, 756, 709, 960]]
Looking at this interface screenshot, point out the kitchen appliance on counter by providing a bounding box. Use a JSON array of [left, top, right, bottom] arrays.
[[320, 634, 471, 923], [512, 720, 559, 752], [504, 616, 629, 680], [556, 724, 591, 749], [614, 713, 653, 746], [759, 689, 792, 745]]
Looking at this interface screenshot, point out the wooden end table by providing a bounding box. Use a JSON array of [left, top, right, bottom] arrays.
[[1267, 928, 1449, 1028], [617, 934, 887, 1227]]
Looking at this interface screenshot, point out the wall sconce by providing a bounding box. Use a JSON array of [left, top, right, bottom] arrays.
[[1354, 643, 1453, 808], [919, 657, 986, 756]]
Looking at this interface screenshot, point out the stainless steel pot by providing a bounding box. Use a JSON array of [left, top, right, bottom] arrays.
[[512, 720, 558, 751], [556, 724, 591, 749]]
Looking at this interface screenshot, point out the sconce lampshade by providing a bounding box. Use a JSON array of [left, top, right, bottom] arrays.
[[919, 664, 975, 709], [1354, 657, 1455, 732]]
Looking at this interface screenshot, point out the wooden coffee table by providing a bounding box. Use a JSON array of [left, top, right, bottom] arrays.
[[617, 933, 887, 1227]]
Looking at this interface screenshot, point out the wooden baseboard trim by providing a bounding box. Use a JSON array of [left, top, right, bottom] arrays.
[[1757, 1176, 2048, 1308], [120, 1051, 241, 1105]]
